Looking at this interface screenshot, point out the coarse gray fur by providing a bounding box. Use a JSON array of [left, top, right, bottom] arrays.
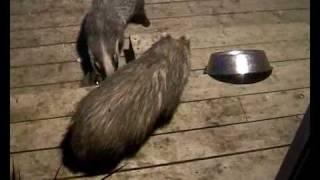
[[84, 0, 150, 81], [69, 34, 191, 169]]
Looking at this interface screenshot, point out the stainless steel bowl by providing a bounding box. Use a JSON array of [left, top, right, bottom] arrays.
[[205, 50, 273, 84]]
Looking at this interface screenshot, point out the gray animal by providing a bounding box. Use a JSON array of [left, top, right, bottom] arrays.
[[68, 34, 191, 170], [84, 0, 150, 83]]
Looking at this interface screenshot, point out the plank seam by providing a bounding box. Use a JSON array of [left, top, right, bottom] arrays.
[[10, 8, 309, 33], [10, 38, 309, 68], [181, 86, 310, 104], [10, 58, 310, 89], [10, 0, 256, 16], [58, 144, 291, 180], [10, 113, 303, 154], [10, 87, 310, 124], [237, 96, 249, 122]]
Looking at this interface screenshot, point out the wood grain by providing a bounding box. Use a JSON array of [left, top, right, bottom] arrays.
[[11, 116, 300, 179], [10, 60, 309, 122], [10, 9, 309, 48], [10, 0, 309, 31], [10, 88, 309, 153]]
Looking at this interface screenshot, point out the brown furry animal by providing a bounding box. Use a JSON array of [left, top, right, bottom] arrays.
[[66, 34, 190, 173]]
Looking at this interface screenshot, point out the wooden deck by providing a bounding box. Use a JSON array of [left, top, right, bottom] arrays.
[[10, 0, 310, 179]]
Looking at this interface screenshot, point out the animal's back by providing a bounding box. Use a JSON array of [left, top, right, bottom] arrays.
[[69, 35, 190, 169], [71, 55, 168, 162]]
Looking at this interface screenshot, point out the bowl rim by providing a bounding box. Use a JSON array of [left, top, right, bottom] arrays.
[[210, 49, 266, 57], [206, 49, 272, 76]]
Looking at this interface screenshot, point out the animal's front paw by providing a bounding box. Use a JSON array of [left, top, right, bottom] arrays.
[[142, 19, 151, 27], [94, 75, 104, 87]]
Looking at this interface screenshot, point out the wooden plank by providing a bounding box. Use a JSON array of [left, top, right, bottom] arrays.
[[181, 60, 309, 102], [10, 27, 79, 48], [13, 51, 309, 94], [10, 0, 91, 15], [10, 0, 310, 15], [10, 38, 129, 67], [10, 40, 130, 88], [130, 23, 309, 54], [10, 9, 310, 48], [10, 0, 310, 31], [11, 24, 309, 69], [11, 117, 71, 152], [74, 147, 289, 180], [11, 43, 76, 67], [11, 97, 245, 152], [126, 9, 309, 38], [10, 38, 309, 68], [10, 60, 310, 122], [11, 116, 301, 179], [240, 89, 310, 121], [10, 43, 310, 89], [10, 86, 93, 122], [11, 11, 310, 48], [10, 88, 309, 153], [10, 81, 81, 95], [10, 62, 83, 88], [10, 0, 200, 15], [10, 23, 310, 87]]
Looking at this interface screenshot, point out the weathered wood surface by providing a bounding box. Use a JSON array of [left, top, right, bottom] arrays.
[[11, 97, 246, 152], [74, 147, 289, 180], [11, 0, 224, 15], [10, 22, 309, 88], [10, 146, 288, 180], [10, 38, 309, 68], [10, 0, 310, 179], [11, 43, 76, 67], [11, 116, 300, 179], [10, 9, 309, 48], [11, 62, 82, 88], [10, 0, 310, 15], [10, 0, 309, 31], [240, 90, 309, 121], [182, 60, 309, 102], [10, 81, 81, 95], [10, 60, 310, 122], [10, 88, 309, 153], [10, 47, 309, 89], [10, 86, 91, 122], [130, 23, 309, 54]]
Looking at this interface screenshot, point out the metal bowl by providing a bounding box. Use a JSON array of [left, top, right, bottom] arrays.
[[205, 49, 273, 84]]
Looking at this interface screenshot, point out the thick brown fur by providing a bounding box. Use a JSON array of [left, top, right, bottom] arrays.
[[63, 34, 190, 174], [84, 0, 150, 82]]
